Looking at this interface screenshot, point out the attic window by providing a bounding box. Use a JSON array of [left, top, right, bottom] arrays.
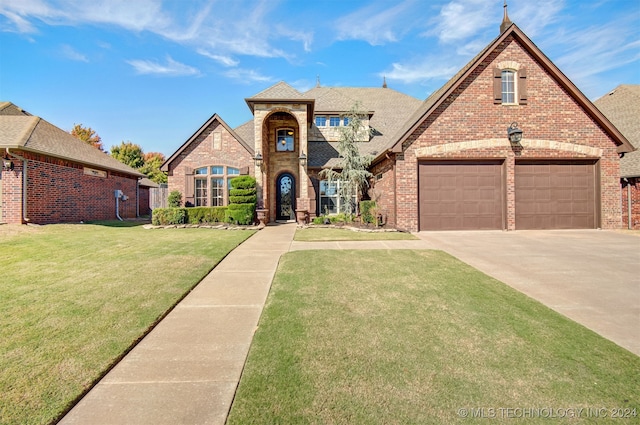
[[494, 66, 527, 105]]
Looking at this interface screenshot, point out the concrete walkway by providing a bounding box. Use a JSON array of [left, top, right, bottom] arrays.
[[59, 223, 296, 425]]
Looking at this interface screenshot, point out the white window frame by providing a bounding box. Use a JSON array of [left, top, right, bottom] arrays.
[[193, 165, 239, 207], [502, 69, 517, 104], [319, 180, 357, 215]]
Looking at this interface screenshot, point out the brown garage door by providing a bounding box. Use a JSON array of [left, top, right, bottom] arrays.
[[515, 160, 597, 229], [419, 161, 504, 231]]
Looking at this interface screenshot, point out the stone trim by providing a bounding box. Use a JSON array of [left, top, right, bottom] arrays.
[[414, 139, 603, 157]]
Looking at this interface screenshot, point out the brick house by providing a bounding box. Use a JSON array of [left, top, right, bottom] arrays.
[[162, 17, 634, 232], [0, 102, 147, 224], [594, 85, 640, 230]]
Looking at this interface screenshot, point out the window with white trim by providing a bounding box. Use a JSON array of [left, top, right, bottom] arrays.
[[192, 166, 240, 207], [319, 180, 356, 215], [502, 70, 516, 104], [329, 117, 341, 127], [315, 116, 326, 127]]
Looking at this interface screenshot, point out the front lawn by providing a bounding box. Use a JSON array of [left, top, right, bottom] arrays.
[[295, 227, 417, 241], [228, 250, 640, 424], [0, 223, 254, 425]]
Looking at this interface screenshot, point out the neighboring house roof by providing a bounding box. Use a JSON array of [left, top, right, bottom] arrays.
[[388, 23, 635, 157], [0, 103, 144, 177], [594, 85, 640, 178], [161, 113, 253, 172], [139, 177, 160, 188]]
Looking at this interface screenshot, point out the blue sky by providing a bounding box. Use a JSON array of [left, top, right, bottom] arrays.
[[1, 0, 639, 157]]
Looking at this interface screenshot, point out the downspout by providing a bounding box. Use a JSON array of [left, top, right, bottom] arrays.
[[627, 179, 632, 230], [136, 179, 140, 218], [6, 148, 30, 223], [115, 190, 123, 221]]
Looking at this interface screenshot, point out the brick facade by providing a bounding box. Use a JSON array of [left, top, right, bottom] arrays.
[[1, 150, 139, 224], [392, 36, 623, 231], [166, 119, 254, 206]]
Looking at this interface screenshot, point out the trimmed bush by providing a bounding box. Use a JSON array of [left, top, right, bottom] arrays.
[[226, 176, 257, 225], [152, 208, 186, 225], [186, 207, 227, 224], [360, 200, 376, 224], [225, 204, 255, 225]]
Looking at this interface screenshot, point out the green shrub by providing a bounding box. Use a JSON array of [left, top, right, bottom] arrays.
[[152, 208, 186, 225], [186, 207, 227, 224], [168, 190, 182, 208], [228, 188, 255, 197], [229, 194, 257, 204], [225, 204, 256, 225], [231, 175, 257, 190], [360, 200, 376, 224], [312, 216, 325, 225]]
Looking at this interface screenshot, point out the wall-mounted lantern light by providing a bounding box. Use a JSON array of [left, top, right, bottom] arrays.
[[507, 122, 523, 143], [299, 152, 307, 166], [253, 152, 263, 167], [2, 156, 14, 170]]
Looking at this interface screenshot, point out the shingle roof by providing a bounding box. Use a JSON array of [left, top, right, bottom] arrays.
[[248, 81, 306, 100], [0, 103, 144, 177], [594, 85, 640, 178], [302, 86, 422, 166]]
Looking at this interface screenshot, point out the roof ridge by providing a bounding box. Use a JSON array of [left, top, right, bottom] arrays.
[[17, 116, 40, 146]]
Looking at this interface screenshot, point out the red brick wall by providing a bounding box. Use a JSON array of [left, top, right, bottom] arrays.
[[369, 159, 396, 227], [394, 35, 623, 231], [1, 150, 139, 224], [621, 178, 640, 229], [167, 120, 253, 205], [138, 187, 151, 216]]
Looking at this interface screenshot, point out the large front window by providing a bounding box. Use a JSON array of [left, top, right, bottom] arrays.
[[319, 180, 357, 215], [193, 165, 239, 207]]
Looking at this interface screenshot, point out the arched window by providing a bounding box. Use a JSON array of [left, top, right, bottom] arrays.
[[501, 70, 516, 104], [276, 128, 294, 152]]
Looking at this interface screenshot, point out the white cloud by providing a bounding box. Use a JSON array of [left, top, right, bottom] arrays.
[[428, 0, 492, 44], [61, 44, 88, 62], [197, 49, 239, 67], [334, 0, 419, 45], [384, 60, 459, 84], [222, 68, 273, 84], [126, 56, 201, 77]]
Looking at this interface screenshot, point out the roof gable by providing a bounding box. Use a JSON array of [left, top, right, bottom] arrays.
[[161, 113, 253, 172], [388, 23, 634, 156], [248, 81, 306, 100]]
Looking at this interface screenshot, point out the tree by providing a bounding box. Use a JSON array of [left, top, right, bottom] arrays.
[[110, 141, 145, 169], [318, 102, 373, 216], [70, 124, 104, 151], [139, 152, 168, 184]]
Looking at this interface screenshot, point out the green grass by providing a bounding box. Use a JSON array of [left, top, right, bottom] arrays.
[[295, 227, 417, 241], [0, 223, 254, 425], [228, 250, 640, 424]]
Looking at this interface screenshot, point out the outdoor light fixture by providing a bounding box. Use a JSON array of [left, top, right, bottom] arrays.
[[507, 122, 523, 143], [253, 152, 263, 167], [2, 156, 13, 170], [299, 152, 307, 166]]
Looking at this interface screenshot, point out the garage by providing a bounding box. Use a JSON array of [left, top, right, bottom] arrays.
[[418, 161, 504, 231], [515, 160, 597, 229]]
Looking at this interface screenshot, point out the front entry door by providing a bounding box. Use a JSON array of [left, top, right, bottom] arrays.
[[276, 173, 296, 221]]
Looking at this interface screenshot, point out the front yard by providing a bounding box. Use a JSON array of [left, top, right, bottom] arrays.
[[228, 249, 640, 424], [0, 222, 254, 425]]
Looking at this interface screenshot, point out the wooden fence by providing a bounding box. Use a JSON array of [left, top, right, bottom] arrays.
[[149, 185, 168, 210]]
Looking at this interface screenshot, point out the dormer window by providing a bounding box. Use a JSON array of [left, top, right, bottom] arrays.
[[276, 128, 294, 151]]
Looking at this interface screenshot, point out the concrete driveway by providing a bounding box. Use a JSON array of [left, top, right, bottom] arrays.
[[415, 230, 640, 356]]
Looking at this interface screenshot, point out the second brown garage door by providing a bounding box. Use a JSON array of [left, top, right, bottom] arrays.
[[419, 161, 504, 231], [515, 160, 597, 229]]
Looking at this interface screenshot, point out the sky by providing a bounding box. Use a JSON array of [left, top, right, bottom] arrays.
[[1, 0, 639, 157]]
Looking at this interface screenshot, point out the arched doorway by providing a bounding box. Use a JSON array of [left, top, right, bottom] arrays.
[[276, 173, 296, 221]]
